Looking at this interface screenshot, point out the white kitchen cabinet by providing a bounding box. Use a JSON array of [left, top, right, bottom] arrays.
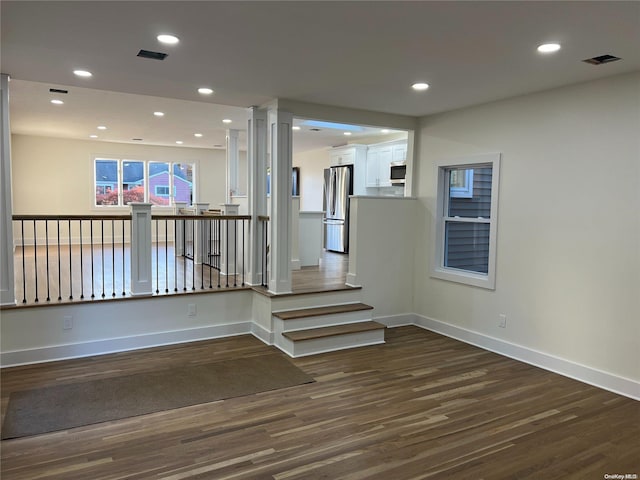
[[329, 144, 368, 195], [366, 140, 407, 188], [330, 149, 354, 166], [366, 145, 392, 187]]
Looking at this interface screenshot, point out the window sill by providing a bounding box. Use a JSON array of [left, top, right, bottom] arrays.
[[431, 267, 496, 290]]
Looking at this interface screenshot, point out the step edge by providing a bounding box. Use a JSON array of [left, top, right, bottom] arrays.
[[273, 302, 374, 320], [282, 321, 386, 341]]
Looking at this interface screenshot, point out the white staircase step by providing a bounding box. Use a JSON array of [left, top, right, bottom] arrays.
[[272, 302, 373, 332], [280, 321, 386, 357]]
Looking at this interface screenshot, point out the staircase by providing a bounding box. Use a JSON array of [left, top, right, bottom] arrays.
[[271, 295, 385, 357]]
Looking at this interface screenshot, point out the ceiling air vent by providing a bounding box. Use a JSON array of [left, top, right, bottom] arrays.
[[583, 54, 621, 65], [49, 88, 68, 94], [137, 49, 168, 61]]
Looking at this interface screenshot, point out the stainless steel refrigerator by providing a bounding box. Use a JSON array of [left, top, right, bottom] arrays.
[[323, 165, 353, 253]]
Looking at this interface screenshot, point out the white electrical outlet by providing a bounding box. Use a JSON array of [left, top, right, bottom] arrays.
[[188, 304, 197, 317], [63, 315, 73, 330], [499, 314, 507, 328]]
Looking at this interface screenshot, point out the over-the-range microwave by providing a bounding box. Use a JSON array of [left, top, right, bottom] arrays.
[[390, 162, 406, 185]]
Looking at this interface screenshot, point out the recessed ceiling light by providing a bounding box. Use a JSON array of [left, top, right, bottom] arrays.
[[198, 87, 214, 95], [97, 125, 107, 130], [157, 34, 179, 45], [222, 119, 232, 124], [344, 132, 352, 136], [73, 69, 92, 78], [537, 43, 561, 53], [194, 133, 203, 137], [381, 129, 390, 134], [154, 111, 165, 117], [89, 134, 98, 138], [50, 99, 64, 105], [412, 82, 430, 91], [292, 126, 301, 131], [175, 141, 183, 145]]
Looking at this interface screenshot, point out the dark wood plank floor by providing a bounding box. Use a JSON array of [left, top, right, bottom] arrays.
[[1, 327, 637, 479]]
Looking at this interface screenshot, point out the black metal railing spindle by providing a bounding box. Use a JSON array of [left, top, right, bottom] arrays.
[[79, 221, 84, 299], [174, 219, 178, 292], [45, 220, 51, 301], [33, 220, 39, 302], [90, 221, 95, 299], [68, 220, 73, 300], [242, 219, 245, 286], [165, 219, 169, 293], [122, 219, 126, 296], [57, 220, 62, 301], [200, 218, 205, 289], [101, 220, 105, 298], [234, 220, 238, 287], [155, 220, 159, 294], [191, 219, 195, 291], [183, 219, 187, 291], [111, 219, 115, 297], [20, 220, 26, 303]]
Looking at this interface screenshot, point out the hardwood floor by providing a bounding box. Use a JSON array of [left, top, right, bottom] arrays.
[[2, 327, 637, 479]]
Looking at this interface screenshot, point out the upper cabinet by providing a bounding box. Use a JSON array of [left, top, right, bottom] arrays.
[[366, 139, 407, 188], [329, 144, 368, 195]]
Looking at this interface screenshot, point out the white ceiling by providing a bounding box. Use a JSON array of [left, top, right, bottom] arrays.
[[2, 1, 639, 152]]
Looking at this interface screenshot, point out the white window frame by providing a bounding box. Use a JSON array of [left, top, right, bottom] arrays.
[[94, 157, 196, 208], [155, 185, 170, 196], [431, 153, 501, 289]]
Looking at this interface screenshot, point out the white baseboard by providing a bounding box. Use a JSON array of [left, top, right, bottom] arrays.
[[1, 322, 252, 367], [408, 313, 640, 401], [251, 322, 274, 346], [375, 313, 415, 328]]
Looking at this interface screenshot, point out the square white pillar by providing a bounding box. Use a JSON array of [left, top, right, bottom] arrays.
[[130, 203, 153, 296]]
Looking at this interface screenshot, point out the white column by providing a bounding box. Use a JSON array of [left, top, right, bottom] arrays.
[[268, 108, 293, 294], [173, 201, 188, 256], [291, 197, 301, 270], [220, 204, 239, 279], [130, 203, 153, 296], [226, 129, 240, 202], [193, 202, 209, 264], [247, 107, 268, 286], [0, 74, 15, 306]]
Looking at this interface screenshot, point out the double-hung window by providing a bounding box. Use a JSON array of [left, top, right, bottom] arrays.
[[432, 153, 500, 289]]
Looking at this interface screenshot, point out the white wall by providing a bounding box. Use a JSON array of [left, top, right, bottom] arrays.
[[0, 291, 253, 366], [414, 72, 640, 383], [10, 135, 228, 214], [348, 196, 416, 319], [292, 147, 331, 211]]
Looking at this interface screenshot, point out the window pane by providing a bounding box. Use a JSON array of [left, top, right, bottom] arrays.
[[448, 166, 492, 218], [122, 161, 145, 204], [444, 221, 490, 274], [149, 162, 170, 206], [173, 163, 194, 205], [95, 159, 119, 205]]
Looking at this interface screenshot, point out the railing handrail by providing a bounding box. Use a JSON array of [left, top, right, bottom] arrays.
[[258, 215, 270, 221], [12, 214, 253, 221], [13, 214, 131, 221], [151, 214, 252, 221]]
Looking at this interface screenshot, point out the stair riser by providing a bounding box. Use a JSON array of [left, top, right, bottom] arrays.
[[270, 290, 362, 311], [279, 330, 385, 358], [273, 310, 373, 334]]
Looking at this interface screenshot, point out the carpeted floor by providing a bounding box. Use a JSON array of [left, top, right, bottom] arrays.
[[2, 353, 314, 439]]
